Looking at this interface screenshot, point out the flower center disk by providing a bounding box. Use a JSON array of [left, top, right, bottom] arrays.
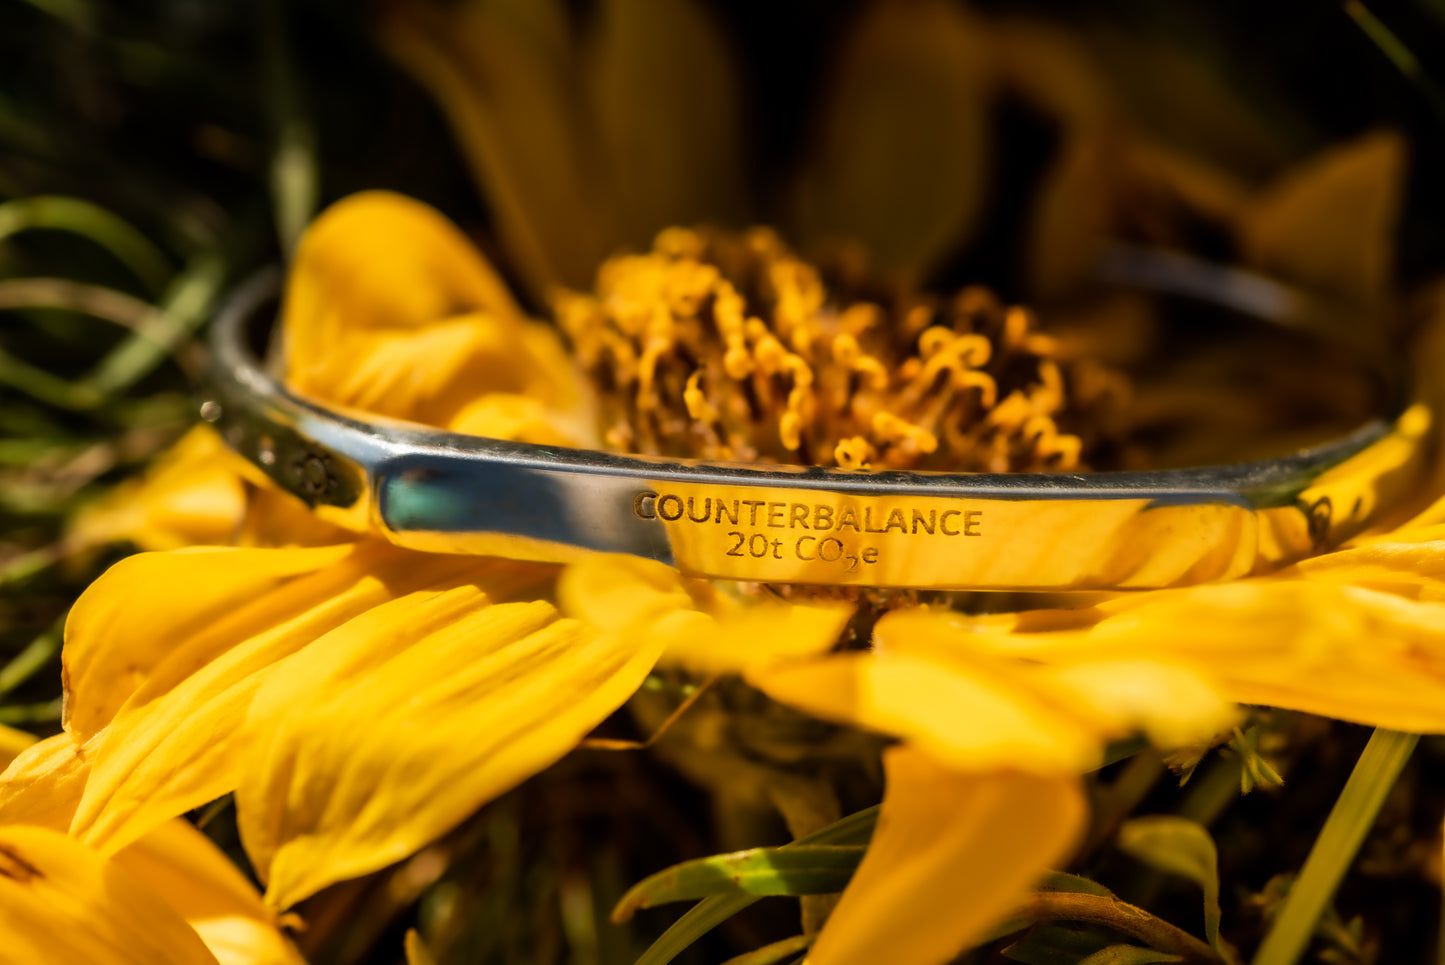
[[555, 227, 1121, 473]]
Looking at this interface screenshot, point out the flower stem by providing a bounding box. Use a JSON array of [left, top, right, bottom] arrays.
[[1010, 892, 1221, 964], [1251, 728, 1419, 965]]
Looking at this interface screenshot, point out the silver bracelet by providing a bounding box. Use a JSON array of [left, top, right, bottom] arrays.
[[203, 261, 1428, 592]]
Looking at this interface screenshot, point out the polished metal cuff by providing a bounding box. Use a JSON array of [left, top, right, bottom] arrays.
[[204, 266, 1430, 592]]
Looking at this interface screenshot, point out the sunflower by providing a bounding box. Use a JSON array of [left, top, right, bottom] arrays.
[[4, 2, 1445, 965]]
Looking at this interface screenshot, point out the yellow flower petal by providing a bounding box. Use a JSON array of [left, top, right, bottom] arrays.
[[808, 746, 1086, 965], [67, 542, 499, 853], [237, 587, 665, 909], [0, 825, 219, 965], [282, 193, 590, 437], [1039, 660, 1237, 750], [558, 554, 852, 675], [750, 606, 1238, 772], [0, 725, 35, 769], [284, 190, 522, 338], [975, 580, 1445, 733], [113, 820, 304, 965], [750, 650, 1100, 773], [63, 543, 356, 742], [404, 930, 439, 965], [794, 0, 991, 275], [659, 601, 853, 676], [0, 732, 88, 831], [447, 392, 588, 445], [68, 426, 248, 552], [1295, 533, 1445, 600], [236, 486, 360, 549], [557, 554, 702, 631], [1238, 130, 1405, 304]]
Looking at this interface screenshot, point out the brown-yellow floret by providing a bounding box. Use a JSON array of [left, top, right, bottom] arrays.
[[554, 227, 1121, 472]]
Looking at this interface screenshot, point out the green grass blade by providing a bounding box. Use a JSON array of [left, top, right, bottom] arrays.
[[0, 343, 103, 409], [261, 0, 317, 254], [630, 805, 878, 965], [0, 616, 64, 699], [81, 251, 225, 395], [1252, 728, 1418, 965], [613, 845, 864, 919], [1344, 1, 1445, 123], [718, 934, 810, 965], [0, 196, 172, 296]]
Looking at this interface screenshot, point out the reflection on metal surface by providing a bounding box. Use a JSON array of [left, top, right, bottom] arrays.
[[206, 271, 1432, 592]]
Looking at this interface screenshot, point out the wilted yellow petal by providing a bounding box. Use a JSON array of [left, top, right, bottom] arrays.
[[404, 930, 439, 965], [114, 820, 304, 965], [238, 585, 664, 909], [69, 426, 248, 552], [809, 746, 1086, 965], [1023, 131, 1117, 299], [382, 0, 619, 291], [992, 18, 1112, 131], [67, 543, 503, 853], [793, 0, 992, 276], [586, 0, 748, 243], [1025, 131, 1250, 298], [63, 543, 355, 742], [1238, 130, 1405, 304], [1075, 20, 1298, 176], [558, 554, 851, 675], [0, 732, 88, 831], [0, 825, 219, 965]]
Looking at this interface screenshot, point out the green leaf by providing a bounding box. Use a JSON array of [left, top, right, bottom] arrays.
[[633, 893, 756, 965], [977, 873, 1117, 946], [1038, 871, 1118, 899], [1077, 945, 1183, 965], [629, 804, 878, 965], [1003, 924, 1112, 965], [1117, 816, 1223, 955], [612, 845, 864, 920]]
